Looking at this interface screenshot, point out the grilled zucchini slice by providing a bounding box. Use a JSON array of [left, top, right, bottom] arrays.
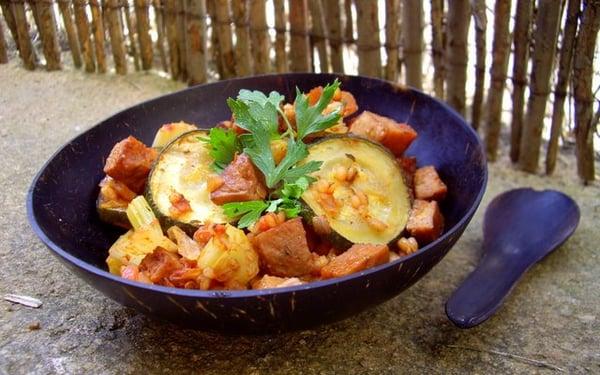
[[301, 136, 411, 249], [145, 130, 230, 233]]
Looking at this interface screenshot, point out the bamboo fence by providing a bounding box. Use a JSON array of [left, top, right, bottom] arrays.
[[0, 0, 599, 182]]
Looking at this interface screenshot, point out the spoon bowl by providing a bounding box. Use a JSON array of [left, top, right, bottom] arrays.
[[446, 188, 580, 329]]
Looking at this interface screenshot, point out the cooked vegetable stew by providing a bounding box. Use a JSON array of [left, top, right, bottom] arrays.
[[99, 80, 448, 290]]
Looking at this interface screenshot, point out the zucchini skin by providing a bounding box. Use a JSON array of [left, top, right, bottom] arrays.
[[301, 135, 411, 250], [96, 197, 131, 229]]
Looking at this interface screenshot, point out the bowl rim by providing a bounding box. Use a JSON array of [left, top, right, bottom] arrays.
[[26, 72, 488, 300]]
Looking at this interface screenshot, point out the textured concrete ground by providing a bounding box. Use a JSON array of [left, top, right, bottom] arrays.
[[0, 61, 598, 374]]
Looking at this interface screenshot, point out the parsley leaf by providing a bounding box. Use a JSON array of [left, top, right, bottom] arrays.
[[222, 200, 268, 228], [201, 127, 241, 172], [238, 90, 285, 109], [295, 79, 342, 139]]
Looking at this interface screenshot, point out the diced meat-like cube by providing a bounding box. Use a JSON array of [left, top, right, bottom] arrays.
[[306, 86, 358, 117], [103, 136, 157, 193], [251, 218, 317, 277], [139, 247, 183, 284], [350, 111, 417, 156], [406, 200, 445, 244], [210, 153, 268, 205], [321, 243, 390, 279], [397, 156, 417, 190], [252, 275, 303, 289], [414, 166, 448, 201]]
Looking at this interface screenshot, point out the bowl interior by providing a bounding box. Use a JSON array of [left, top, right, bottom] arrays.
[[29, 74, 486, 278]]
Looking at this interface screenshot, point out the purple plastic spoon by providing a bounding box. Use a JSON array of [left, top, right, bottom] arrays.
[[446, 188, 580, 328]]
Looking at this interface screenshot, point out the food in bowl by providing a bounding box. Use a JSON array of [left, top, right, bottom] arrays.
[[97, 80, 448, 291]]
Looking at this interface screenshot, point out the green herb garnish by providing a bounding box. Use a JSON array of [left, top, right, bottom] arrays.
[[200, 127, 241, 173]]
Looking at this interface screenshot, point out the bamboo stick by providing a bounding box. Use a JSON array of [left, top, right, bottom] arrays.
[[176, 0, 187, 81], [385, 0, 399, 81], [518, 1, 563, 173], [324, 0, 342, 72], [546, 0, 581, 174], [471, 0, 487, 130], [106, 0, 127, 74], [152, 0, 168, 72], [289, 0, 311, 72], [484, 0, 512, 161], [232, 0, 252, 76], [309, 0, 329, 73], [10, 1, 35, 69], [164, 0, 179, 79], [509, 0, 533, 162], [250, 0, 270, 74], [0, 13, 7, 63], [134, 0, 152, 70], [355, 0, 381, 77], [430, 0, 444, 98], [445, 0, 471, 116], [57, 0, 82, 68], [0, 0, 18, 52], [74, 0, 96, 72], [184, 0, 207, 85], [214, 0, 235, 78], [572, 0, 600, 182], [343, 0, 353, 42], [273, 0, 287, 72], [122, 0, 140, 71], [207, 0, 223, 77], [90, 0, 107, 73], [33, 0, 62, 70], [402, 0, 423, 89]]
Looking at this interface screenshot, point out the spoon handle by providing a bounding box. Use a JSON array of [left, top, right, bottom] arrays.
[[445, 250, 530, 328]]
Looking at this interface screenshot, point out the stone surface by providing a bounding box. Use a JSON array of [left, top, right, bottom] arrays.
[[0, 61, 599, 374]]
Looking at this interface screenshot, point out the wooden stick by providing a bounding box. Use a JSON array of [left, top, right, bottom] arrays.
[[134, 0, 153, 70], [384, 0, 400, 81], [546, 0, 581, 174], [355, 0, 381, 77], [152, 0, 168, 72], [308, 0, 329, 73], [289, 0, 311, 72], [206, 0, 223, 77], [105, 0, 127, 74], [0, 13, 7, 63], [74, 0, 96, 72], [122, 0, 140, 71], [10, 1, 35, 69], [324, 0, 342, 72], [509, 0, 533, 162], [232, 0, 252, 76], [33, 0, 62, 70], [164, 0, 179, 79], [175, 0, 187, 81], [572, 0, 600, 182], [90, 0, 107, 73], [0, 0, 18, 53], [184, 0, 207, 85], [518, 1, 563, 173], [484, 0, 512, 161], [402, 0, 423, 89], [445, 0, 471, 116], [214, 0, 235, 78], [343, 0, 353, 43], [430, 0, 444, 98], [273, 0, 287, 72], [57, 0, 82, 68], [471, 0, 487, 130], [249, 0, 270, 74]]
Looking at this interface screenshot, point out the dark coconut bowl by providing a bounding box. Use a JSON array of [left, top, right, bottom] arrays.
[[27, 73, 487, 333]]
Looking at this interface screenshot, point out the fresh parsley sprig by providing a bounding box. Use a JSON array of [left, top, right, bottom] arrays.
[[199, 127, 241, 173]]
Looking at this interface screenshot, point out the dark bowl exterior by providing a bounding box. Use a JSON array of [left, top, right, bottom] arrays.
[[27, 74, 487, 333]]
